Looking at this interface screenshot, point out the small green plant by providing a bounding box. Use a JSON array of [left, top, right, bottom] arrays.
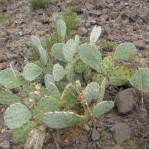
[[62, 9, 79, 32], [30, 0, 51, 9], [100, 39, 117, 51], [0, 19, 143, 148]]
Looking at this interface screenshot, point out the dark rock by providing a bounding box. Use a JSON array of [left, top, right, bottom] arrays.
[[91, 128, 100, 141], [133, 40, 145, 50], [111, 122, 131, 144], [115, 88, 138, 114]]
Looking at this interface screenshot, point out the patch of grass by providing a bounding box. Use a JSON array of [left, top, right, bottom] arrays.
[[30, 0, 51, 9], [45, 30, 59, 50], [100, 39, 117, 51], [62, 9, 79, 32]]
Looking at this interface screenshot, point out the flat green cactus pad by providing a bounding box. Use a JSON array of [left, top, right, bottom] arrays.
[[44, 74, 54, 88], [31, 36, 48, 65], [109, 66, 131, 86], [4, 103, 32, 129], [53, 63, 65, 81], [43, 111, 85, 129], [33, 96, 60, 121], [61, 83, 78, 109], [92, 101, 114, 118], [12, 121, 36, 143], [0, 90, 20, 105], [78, 43, 102, 72], [23, 63, 43, 81], [51, 43, 65, 62], [83, 82, 100, 103], [101, 56, 114, 74], [56, 19, 66, 38], [63, 39, 77, 61], [46, 82, 60, 98], [114, 42, 137, 61], [90, 26, 102, 44], [129, 68, 149, 92], [0, 68, 24, 89]]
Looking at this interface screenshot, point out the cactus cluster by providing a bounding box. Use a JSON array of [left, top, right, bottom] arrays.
[[0, 18, 147, 147]]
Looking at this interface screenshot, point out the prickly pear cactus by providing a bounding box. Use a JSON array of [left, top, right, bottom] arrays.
[[61, 83, 78, 109], [43, 111, 86, 129], [0, 90, 20, 105], [108, 66, 131, 86], [0, 68, 24, 89], [33, 96, 60, 121], [4, 103, 32, 129], [12, 121, 37, 143], [92, 101, 114, 118]]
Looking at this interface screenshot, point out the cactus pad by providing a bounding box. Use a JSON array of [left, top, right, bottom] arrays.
[[44, 74, 54, 88], [12, 121, 36, 143], [56, 19, 66, 38], [46, 82, 60, 98], [92, 101, 114, 118], [0, 68, 24, 89], [0, 90, 20, 105], [51, 43, 65, 62], [61, 83, 78, 109], [90, 26, 102, 44], [53, 63, 65, 81], [129, 68, 149, 92], [43, 111, 85, 129], [78, 43, 102, 72], [4, 103, 32, 129], [114, 42, 137, 61], [109, 66, 131, 86], [63, 39, 77, 61], [33, 96, 60, 121], [23, 63, 43, 81], [83, 82, 100, 103]]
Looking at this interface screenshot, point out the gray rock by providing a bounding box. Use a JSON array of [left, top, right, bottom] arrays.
[[133, 40, 145, 50], [0, 140, 10, 149], [115, 88, 138, 114], [111, 122, 131, 144], [91, 128, 100, 141]]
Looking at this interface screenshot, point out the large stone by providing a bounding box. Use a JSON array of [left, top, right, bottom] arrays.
[[111, 122, 131, 144], [115, 88, 138, 114], [133, 40, 145, 50]]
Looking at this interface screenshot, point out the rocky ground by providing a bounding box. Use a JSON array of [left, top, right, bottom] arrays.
[[0, 0, 149, 148]]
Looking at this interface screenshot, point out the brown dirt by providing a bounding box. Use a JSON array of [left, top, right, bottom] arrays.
[[0, 0, 149, 149]]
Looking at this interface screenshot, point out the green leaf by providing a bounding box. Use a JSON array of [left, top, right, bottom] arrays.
[[92, 101, 114, 118], [129, 68, 149, 92], [114, 42, 137, 61], [78, 43, 102, 72], [46, 82, 60, 98], [90, 26, 102, 44], [33, 96, 60, 121], [0, 68, 24, 89], [0, 89, 20, 105], [56, 19, 66, 38], [12, 121, 36, 143], [31, 36, 48, 65], [109, 66, 131, 86], [63, 39, 77, 61], [53, 63, 65, 81], [44, 74, 54, 88], [23, 63, 43, 81], [4, 103, 32, 129], [83, 82, 100, 103], [43, 111, 85, 129], [51, 43, 65, 62]]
